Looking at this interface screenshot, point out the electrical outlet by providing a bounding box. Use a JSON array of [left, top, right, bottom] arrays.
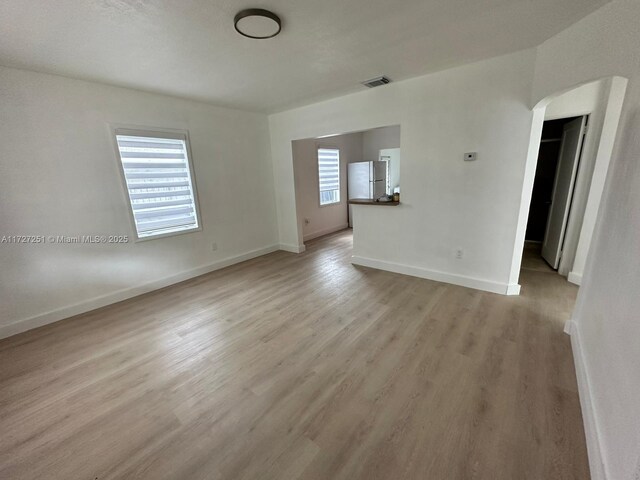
[[211, 242, 217, 251], [455, 249, 464, 260]]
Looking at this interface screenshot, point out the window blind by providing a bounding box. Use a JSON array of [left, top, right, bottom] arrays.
[[318, 148, 340, 205], [115, 133, 199, 238]]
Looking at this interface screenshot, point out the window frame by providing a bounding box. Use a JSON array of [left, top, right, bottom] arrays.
[[317, 145, 341, 207], [111, 126, 203, 242]]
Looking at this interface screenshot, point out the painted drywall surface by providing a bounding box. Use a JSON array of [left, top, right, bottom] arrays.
[[269, 49, 537, 291], [534, 1, 640, 478], [544, 80, 603, 120], [542, 79, 608, 279], [570, 77, 627, 286], [0, 66, 278, 332], [362, 126, 401, 160], [292, 133, 362, 241]]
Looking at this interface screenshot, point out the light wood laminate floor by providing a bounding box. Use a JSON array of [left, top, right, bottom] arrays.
[[0, 230, 589, 479]]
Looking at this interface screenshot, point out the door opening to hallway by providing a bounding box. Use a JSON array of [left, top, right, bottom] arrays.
[[523, 116, 587, 275]]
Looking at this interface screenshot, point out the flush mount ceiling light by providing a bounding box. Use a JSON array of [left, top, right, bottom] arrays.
[[234, 9, 281, 39]]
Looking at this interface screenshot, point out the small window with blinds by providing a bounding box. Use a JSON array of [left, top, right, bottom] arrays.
[[114, 129, 201, 240], [318, 148, 340, 206]]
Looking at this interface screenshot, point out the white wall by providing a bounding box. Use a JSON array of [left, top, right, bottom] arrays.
[[292, 132, 362, 241], [569, 78, 627, 286], [533, 1, 640, 478], [362, 125, 401, 160], [544, 80, 604, 120], [0, 66, 279, 338], [269, 49, 537, 294]]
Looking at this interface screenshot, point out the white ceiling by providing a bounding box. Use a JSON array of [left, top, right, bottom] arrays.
[[0, 0, 609, 113]]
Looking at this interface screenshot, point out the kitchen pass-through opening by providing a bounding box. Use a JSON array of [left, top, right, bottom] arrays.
[[291, 125, 401, 246]]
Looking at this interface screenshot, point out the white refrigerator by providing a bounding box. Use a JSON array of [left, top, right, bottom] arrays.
[[347, 160, 388, 227]]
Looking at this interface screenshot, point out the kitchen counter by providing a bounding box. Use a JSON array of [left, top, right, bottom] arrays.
[[348, 198, 400, 206]]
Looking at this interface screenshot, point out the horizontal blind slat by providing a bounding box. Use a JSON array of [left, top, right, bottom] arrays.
[[125, 171, 188, 179], [122, 162, 186, 169], [134, 205, 194, 220], [120, 152, 186, 159], [126, 180, 191, 190], [129, 189, 192, 200], [131, 198, 193, 210], [117, 140, 185, 150]]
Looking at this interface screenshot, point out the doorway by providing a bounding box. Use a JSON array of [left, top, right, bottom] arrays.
[[291, 125, 401, 246], [509, 77, 628, 291], [524, 116, 587, 273]]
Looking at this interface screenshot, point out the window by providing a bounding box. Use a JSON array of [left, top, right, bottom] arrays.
[[114, 129, 200, 239], [318, 148, 340, 205]]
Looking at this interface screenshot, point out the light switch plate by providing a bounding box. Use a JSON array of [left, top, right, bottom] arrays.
[[464, 152, 477, 161]]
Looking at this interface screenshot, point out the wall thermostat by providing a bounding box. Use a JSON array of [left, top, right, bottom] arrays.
[[464, 152, 477, 162]]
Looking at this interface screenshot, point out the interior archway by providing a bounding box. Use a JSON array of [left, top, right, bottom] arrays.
[[507, 76, 628, 293]]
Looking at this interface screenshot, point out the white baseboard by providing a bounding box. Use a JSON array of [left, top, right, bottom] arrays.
[[568, 271, 583, 286], [303, 223, 348, 242], [505, 283, 521, 295], [0, 244, 280, 340], [279, 243, 306, 253], [351, 255, 518, 295], [564, 319, 575, 335], [569, 320, 607, 480]]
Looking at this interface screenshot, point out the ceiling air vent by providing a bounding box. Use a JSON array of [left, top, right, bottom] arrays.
[[361, 76, 391, 88]]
